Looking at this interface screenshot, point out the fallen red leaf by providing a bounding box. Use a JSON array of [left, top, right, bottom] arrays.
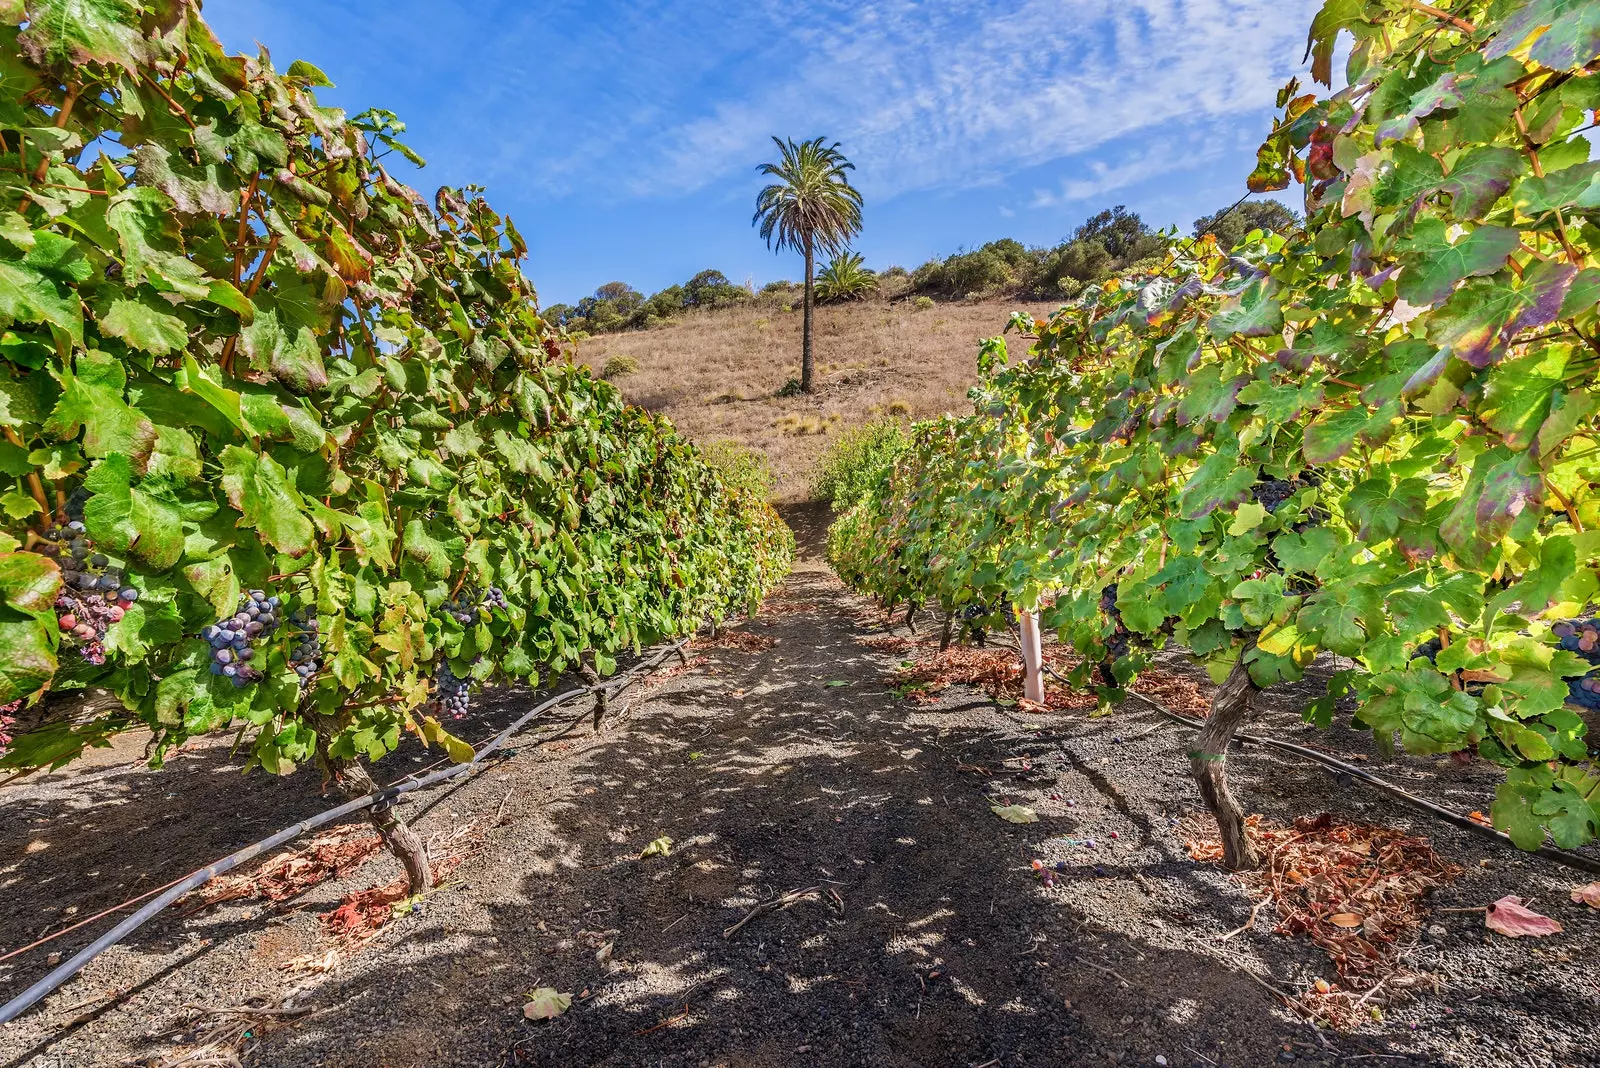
[[1485, 895, 1563, 938], [1569, 882, 1600, 909]]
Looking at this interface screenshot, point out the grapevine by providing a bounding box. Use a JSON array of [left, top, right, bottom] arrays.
[[830, 0, 1600, 860], [0, 0, 792, 889]]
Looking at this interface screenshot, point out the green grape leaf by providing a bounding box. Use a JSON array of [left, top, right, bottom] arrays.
[[1479, 347, 1568, 451], [43, 351, 152, 458], [218, 445, 314, 557], [1301, 405, 1369, 465], [0, 550, 61, 612], [0, 612, 55, 704], [1396, 220, 1519, 307], [97, 294, 189, 354], [1515, 161, 1600, 215], [0, 260, 83, 345], [1208, 278, 1283, 339], [1297, 584, 1380, 655], [82, 452, 185, 569], [1178, 448, 1256, 520], [1439, 146, 1525, 221], [18, 0, 147, 73]]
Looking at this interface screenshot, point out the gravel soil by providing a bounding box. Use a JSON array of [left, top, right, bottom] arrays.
[[2, 509, 1598, 1068]]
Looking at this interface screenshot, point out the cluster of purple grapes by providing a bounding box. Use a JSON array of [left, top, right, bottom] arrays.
[[433, 660, 471, 719], [288, 609, 321, 685], [1553, 619, 1600, 710], [442, 593, 481, 626], [442, 586, 509, 627], [40, 523, 139, 665], [203, 590, 280, 688], [1252, 478, 1299, 513]]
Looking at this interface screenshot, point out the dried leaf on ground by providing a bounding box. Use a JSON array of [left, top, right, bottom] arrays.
[[183, 825, 383, 911], [640, 835, 673, 858], [855, 635, 930, 654], [637, 656, 710, 692], [689, 631, 777, 653], [524, 988, 573, 1020], [321, 856, 461, 945], [1571, 882, 1600, 908], [761, 599, 819, 616], [992, 804, 1039, 824], [1182, 812, 1461, 1028], [890, 647, 1095, 710], [1485, 896, 1563, 937], [1130, 670, 1213, 717]]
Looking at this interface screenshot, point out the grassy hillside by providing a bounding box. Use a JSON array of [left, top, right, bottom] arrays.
[[575, 299, 1059, 500]]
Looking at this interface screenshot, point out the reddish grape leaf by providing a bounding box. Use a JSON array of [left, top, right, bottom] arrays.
[[1484, 895, 1563, 937]]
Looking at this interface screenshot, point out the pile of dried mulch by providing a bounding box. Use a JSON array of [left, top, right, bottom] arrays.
[[690, 631, 777, 653], [322, 856, 463, 945], [182, 825, 383, 913], [760, 598, 820, 617], [855, 635, 933, 654], [1183, 812, 1462, 1027], [1130, 670, 1213, 717], [892, 647, 1098, 710]]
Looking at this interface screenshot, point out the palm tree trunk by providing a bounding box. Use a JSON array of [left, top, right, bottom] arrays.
[[801, 235, 815, 393]]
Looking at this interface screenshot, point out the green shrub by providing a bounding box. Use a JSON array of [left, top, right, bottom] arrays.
[[913, 296, 935, 311], [816, 251, 878, 303], [776, 378, 804, 397], [601, 354, 639, 379], [812, 421, 910, 507]]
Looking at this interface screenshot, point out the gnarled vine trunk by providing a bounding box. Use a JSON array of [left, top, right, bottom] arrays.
[[314, 714, 433, 894], [1189, 650, 1261, 871], [940, 612, 954, 652], [337, 761, 434, 894]]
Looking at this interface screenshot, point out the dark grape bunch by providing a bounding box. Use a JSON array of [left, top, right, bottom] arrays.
[[1099, 584, 1132, 658], [443, 585, 509, 626], [432, 660, 472, 719], [39, 521, 139, 665], [1252, 475, 1327, 532], [443, 592, 480, 626], [288, 609, 322, 685], [1252, 479, 1298, 513], [1552, 619, 1600, 710], [203, 590, 281, 688]]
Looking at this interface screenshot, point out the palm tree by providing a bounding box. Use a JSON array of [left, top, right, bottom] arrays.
[[753, 137, 863, 393]]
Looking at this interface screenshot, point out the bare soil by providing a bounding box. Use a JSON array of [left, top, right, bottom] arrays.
[[1, 511, 1598, 1068]]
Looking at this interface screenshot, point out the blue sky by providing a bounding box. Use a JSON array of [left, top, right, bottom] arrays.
[[204, 0, 1325, 306]]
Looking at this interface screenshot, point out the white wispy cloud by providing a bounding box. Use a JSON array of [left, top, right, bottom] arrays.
[[529, 0, 1321, 202]]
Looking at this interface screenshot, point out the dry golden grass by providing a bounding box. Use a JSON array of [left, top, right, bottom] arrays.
[[577, 298, 1059, 501]]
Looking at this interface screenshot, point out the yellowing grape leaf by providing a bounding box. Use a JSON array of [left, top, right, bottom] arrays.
[[523, 988, 572, 1021], [991, 804, 1039, 824]]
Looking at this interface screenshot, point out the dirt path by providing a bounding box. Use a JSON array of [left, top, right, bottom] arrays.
[[2, 524, 1598, 1067]]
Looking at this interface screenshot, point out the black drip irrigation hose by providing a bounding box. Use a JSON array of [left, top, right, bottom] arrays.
[[0, 638, 689, 1027], [1035, 659, 1600, 876]]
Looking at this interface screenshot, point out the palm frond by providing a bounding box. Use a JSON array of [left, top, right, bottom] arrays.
[[752, 136, 863, 257]]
